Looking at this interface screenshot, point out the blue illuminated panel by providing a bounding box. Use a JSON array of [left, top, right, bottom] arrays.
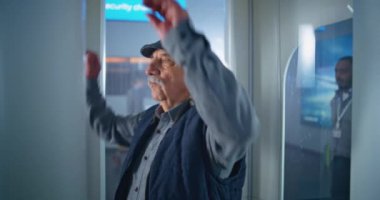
[[301, 19, 352, 128], [106, 0, 187, 22]]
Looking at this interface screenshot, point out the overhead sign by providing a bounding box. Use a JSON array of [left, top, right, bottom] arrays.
[[106, 0, 187, 22]]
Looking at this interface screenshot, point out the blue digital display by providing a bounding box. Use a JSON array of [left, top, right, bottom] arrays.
[[106, 0, 187, 22], [300, 19, 352, 128]]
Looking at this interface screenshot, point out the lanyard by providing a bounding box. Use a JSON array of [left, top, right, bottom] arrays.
[[336, 96, 352, 129]]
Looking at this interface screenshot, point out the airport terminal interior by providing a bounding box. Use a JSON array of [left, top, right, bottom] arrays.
[[0, 0, 379, 199]]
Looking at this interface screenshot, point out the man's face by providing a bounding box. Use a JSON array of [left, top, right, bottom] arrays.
[[145, 49, 189, 103], [335, 59, 352, 90]]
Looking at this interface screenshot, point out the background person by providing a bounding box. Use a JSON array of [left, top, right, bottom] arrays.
[[330, 56, 352, 200]]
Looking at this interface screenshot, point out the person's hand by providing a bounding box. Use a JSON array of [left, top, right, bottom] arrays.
[[143, 0, 189, 39], [85, 50, 101, 79]]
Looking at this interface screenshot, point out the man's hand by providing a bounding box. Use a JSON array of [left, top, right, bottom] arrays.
[[85, 51, 101, 79], [143, 0, 189, 39]]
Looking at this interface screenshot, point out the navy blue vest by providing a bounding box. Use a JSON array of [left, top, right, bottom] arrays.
[[115, 105, 246, 200]]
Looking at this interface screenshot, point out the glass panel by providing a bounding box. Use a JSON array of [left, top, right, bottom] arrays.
[[103, 57, 153, 200], [282, 1, 353, 199]]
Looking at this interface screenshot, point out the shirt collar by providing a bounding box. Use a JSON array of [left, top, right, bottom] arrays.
[[154, 99, 192, 122], [336, 88, 352, 95], [336, 88, 352, 101]]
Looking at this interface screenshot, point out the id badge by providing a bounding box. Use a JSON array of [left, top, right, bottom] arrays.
[[333, 128, 342, 138]]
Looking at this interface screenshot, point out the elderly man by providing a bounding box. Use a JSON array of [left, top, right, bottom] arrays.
[[86, 0, 258, 199]]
